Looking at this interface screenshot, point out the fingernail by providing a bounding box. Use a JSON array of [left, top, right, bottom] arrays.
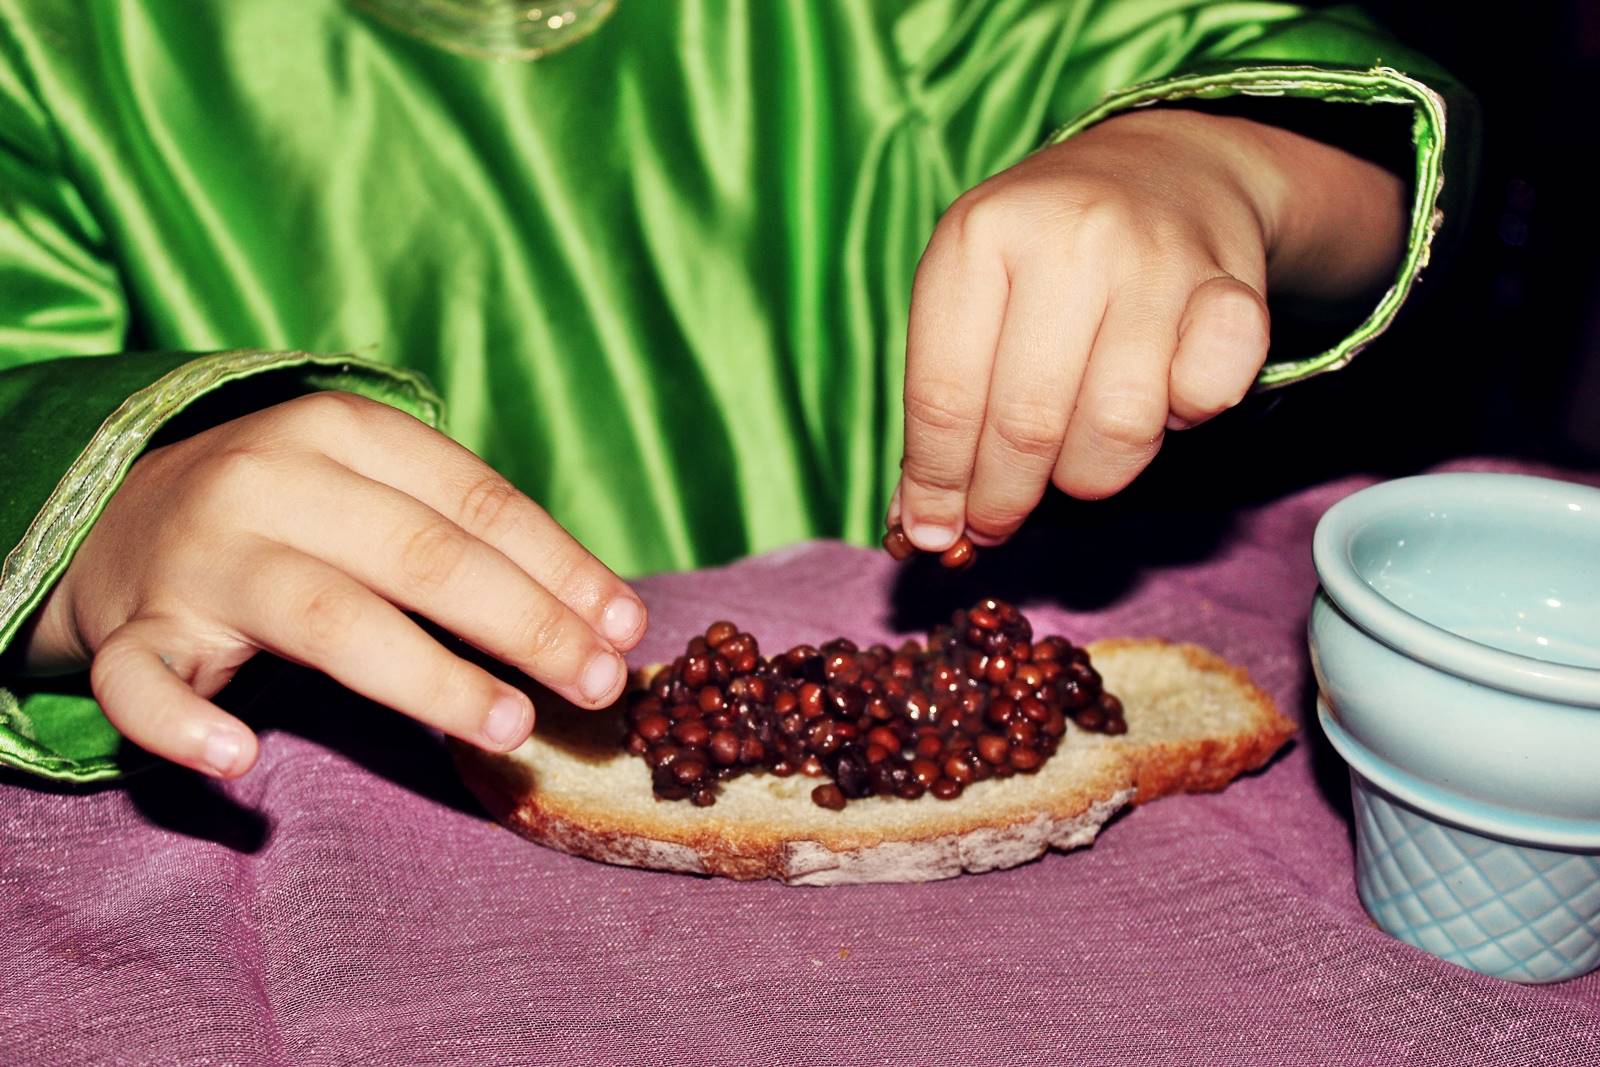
[[601, 597, 643, 645], [484, 694, 530, 748], [905, 523, 959, 552], [579, 652, 624, 704], [887, 484, 903, 524], [967, 529, 1006, 547], [203, 729, 247, 777]]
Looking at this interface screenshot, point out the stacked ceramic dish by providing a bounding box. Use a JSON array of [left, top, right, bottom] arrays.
[[1311, 473, 1600, 983]]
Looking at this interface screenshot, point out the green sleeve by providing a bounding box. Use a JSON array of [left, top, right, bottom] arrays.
[[0, 32, 444, 782], [898, 0, 1477, 386]]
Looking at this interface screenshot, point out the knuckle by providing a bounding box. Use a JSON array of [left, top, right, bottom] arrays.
[[940, 186, 995, 242], [1170, 366, 1242, 420], [902, 381, 983, 494], [901, 465, 967, 496], [533, 544, 587, 603], [924, 182, 1061, 282], [1073, 195, 1141, 252], [510, 601, 573, 666], [457, 475, 520, 536], [1053, 471, 1118, 502], [964, 501, 1022, 539], [396, 521, 470, 590], [1085, 395, 1165, 453], [904, 379, 982, 439], [1199, 282, 1270, 346], [191, 446, 273, 505], [1052, 457, 1144, 502], [285, 390, 389, 439], [295, 582, 364, 649], [989, 406, 1065, 462], [940, 183, 1030, 256], [1170, 384, 1231, 421], [421, 656, 484, 724], [296, 389, 380, 421]]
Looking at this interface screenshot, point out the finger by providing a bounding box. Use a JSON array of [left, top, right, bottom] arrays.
[[1166, 275, 1270, 429], [250, 460, 628, 710], [964, 263, 1104, 543], [290, 393, 646, 650], [228, 544, 539, 751], [90, 617, 260, 779], [1053, 291, 1178, 499], [897, 196, 1010, 552]]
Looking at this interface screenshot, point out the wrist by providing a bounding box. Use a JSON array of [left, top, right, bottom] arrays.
[[1221, 113, 1406, 303]]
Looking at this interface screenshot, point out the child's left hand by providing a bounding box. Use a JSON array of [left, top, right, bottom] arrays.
[[890, 107, 1406, 551]]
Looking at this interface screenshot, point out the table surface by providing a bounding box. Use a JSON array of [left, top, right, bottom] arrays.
[[4, 459, 1598, 1066]]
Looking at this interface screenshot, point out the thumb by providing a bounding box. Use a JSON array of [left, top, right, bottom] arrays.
[[1166, 274, 1270, 430], [90, 616, 260, 778]]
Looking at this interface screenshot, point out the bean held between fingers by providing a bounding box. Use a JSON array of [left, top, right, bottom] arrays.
[[621, 598, 1126, 809], [882, 523, 977, 569], [937, 536, 976, 570]]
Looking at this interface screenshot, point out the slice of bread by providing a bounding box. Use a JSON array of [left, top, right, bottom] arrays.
[[452, 638, 1293, 885]]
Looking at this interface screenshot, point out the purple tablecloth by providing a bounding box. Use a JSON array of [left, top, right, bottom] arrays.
[[4, 460, 1598, 1065]]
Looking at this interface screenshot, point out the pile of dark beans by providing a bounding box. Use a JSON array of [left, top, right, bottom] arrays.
[[622, 599, 1126, 810]]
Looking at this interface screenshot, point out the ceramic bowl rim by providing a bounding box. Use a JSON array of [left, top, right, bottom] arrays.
[[1313, 472, 1600, 707]]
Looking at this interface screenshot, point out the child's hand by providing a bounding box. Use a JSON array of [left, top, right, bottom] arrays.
[[891, 108, 1405, 550], [23, 392, 648, 778]]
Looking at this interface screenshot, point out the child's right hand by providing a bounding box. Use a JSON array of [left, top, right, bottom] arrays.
[[21, 391, 647, 778]]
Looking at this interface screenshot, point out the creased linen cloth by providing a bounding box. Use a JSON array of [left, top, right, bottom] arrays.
[[3, 458, 1597, 1066]]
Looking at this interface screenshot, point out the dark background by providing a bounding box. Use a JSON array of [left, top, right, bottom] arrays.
[[1361, 1, 1600, 467], [1136, 0, 1600, 510]]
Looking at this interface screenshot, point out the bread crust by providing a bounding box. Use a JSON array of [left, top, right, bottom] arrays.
[[1085, 639, 1297, 804], [452, 638, 1292, 884]]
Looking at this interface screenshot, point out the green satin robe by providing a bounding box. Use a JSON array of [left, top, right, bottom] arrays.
[[0, 0, 1471, 780]]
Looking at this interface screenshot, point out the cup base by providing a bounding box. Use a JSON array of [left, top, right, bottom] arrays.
[[1351, 771, 1600, 983]]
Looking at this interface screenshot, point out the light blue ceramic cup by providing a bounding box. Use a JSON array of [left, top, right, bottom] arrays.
[[1310, 472, 1600, 982]]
